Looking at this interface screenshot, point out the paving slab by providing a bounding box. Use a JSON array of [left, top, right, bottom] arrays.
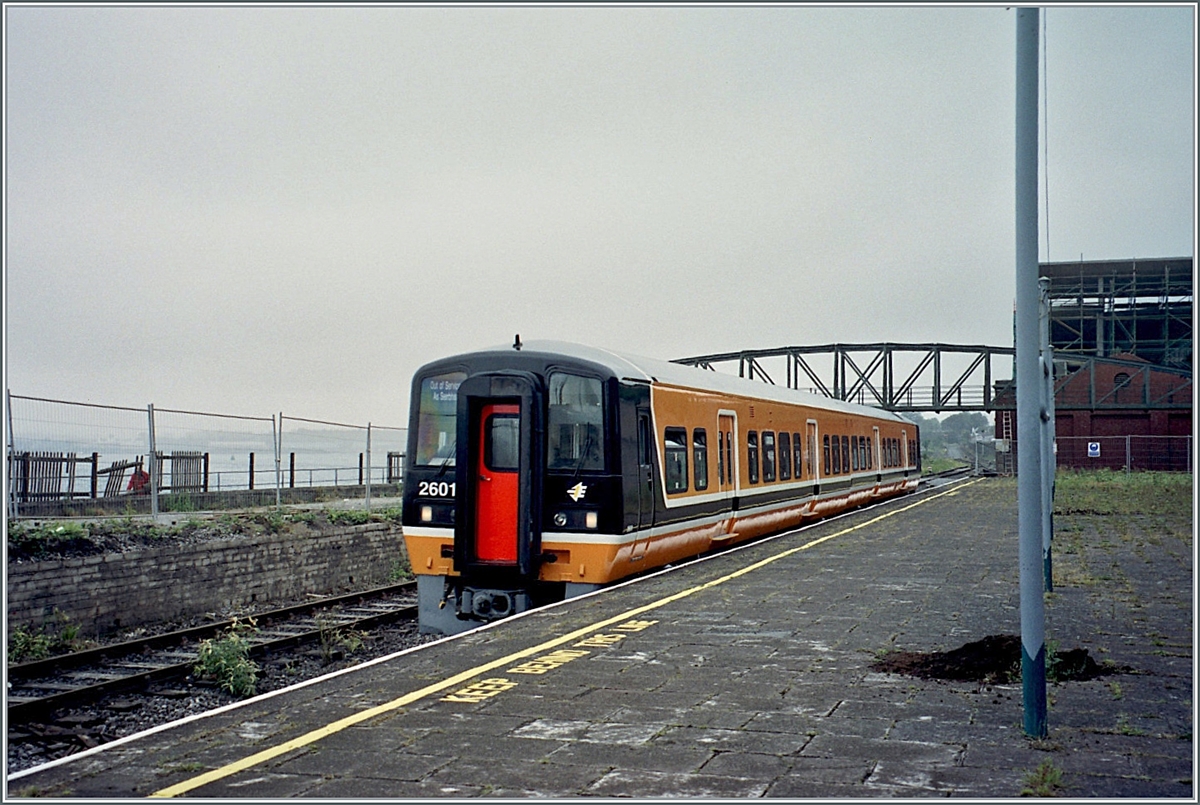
[[7, 477, 1193, 799]]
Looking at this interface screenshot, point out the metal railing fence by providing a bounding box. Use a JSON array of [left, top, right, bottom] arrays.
[[6, 392, 406, 519]]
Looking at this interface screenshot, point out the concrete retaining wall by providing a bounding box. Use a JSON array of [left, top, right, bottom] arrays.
[[6, 523, 406, 636]]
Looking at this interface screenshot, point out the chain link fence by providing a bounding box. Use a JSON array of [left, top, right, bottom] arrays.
[[6, 393, 406, 519], [1054, 435, 1193, 474]]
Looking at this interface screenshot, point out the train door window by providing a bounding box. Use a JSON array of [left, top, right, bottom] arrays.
[[841, 436, 850, 475], [637, 415, 651, 467], [747, 431, 759, 484], [724, 431, 733, 486], [484, 413, 520, 471], [716, 429, 725, 485], [415, 371, 467, 466], [792, 433, 802, 480], [693, 429, 708, 491], [664, 427, 688, 494], [762, 431, 776, 482], [778, 432, 791, 480], [547, 373, 604, 471], [823, 435, 832, 476]]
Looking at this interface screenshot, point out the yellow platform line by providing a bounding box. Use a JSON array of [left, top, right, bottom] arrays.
[[151, 478, 978, 798]]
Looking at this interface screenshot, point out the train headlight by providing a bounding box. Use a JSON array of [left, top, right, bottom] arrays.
[[553, 512, 568, 528], [420, 505, 433, 523], [585, 511, 598, 529]]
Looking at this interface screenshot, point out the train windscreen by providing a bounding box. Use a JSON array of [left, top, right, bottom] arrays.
[[415, 371, 466, 466]]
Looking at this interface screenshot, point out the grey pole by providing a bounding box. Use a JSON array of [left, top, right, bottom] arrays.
[[1016, 6, 1047, 739]]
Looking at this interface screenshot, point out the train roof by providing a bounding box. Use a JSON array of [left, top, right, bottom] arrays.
[[460, 340, 913, 425]]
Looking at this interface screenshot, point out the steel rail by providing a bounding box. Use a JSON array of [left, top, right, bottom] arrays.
[[7, 582, 417, 725]]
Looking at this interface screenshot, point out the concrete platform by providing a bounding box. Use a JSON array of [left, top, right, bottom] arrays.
[[8, 477, 1193, 798]]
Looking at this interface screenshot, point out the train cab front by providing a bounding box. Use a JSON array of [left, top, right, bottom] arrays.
[[403, 367, 547, 635]]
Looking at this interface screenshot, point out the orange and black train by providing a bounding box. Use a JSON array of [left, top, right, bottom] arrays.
[[402, 341, 920, 635]]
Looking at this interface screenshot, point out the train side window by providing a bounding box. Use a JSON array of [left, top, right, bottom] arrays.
[[693, 429, 709, 491], [793, 432, 803, 480], [823, 435, 831, 476], [778, 432, 791, 480], [831, 435, 840, 474], [762, 431, 776, 482], [747, 431, 759, 484], [664, 427, 688, 494], [866, 437, 873, 470], [850, 436, 859, 472], [842, 436, 850, 475], [859, 437, 867, 471]]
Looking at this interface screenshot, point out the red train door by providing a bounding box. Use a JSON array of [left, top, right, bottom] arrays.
[[475, 403, 520, 563]]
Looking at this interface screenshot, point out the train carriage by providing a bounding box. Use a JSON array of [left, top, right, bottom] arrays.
[[402, 341, 919, 635]]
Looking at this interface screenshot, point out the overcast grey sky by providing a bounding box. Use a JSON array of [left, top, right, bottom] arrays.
[[4, 5, 1195, 425]]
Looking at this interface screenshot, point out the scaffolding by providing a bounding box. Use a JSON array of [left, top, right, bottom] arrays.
[[1042, 257, 1192, 371]]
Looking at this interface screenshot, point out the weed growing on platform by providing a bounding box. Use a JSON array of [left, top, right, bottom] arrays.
[[194, 618, 259, 698], [1020, 759, 1064, 796]]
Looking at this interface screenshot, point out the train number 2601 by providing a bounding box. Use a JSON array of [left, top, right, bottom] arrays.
[[418, 480, 456, 498]]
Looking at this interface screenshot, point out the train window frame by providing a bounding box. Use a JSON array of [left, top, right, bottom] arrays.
[[762, 431, 776, 482], [841, 436, 850, 475], [693, 428, 709, 491], [823, 435, 832, 476], [546, 372, 605, 473], [414, 370, 468, 467], [663, 427, 689, 494], [747, 431, 759, 484], [778, 432, 791, 481]]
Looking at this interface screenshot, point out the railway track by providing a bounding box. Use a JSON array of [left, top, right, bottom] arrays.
[[6, 581, 418, 727]]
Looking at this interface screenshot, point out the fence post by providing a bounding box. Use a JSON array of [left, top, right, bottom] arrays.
[[1125, 435, 1131, 474], [7, 389, 19, 519], [249, 452, 255, 490], [91, 452, 99, 499], [148, 404, 159, 518], [273, 413, 281, 509], [289, 452, 295, 488], [365, 422, 373, 511]]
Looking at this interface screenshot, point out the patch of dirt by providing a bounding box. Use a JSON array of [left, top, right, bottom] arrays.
[[871, 634, 1114, 683]]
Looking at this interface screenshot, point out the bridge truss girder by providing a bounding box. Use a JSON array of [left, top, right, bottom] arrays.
[[673, 343, 1016, 413]]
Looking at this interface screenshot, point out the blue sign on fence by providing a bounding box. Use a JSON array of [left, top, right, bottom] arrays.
[[1087, 442, 1101, 458]]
